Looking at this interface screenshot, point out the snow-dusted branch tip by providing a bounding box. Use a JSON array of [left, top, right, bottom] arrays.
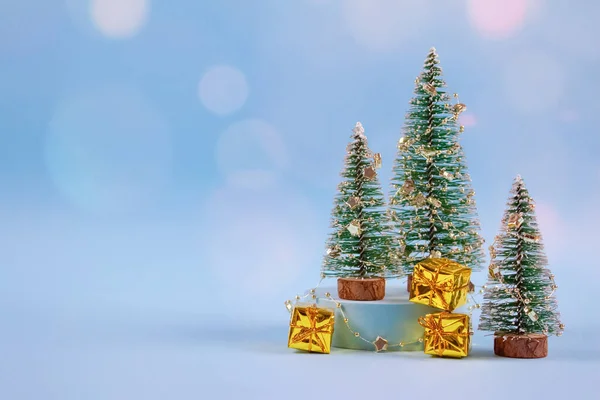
[[352, 122, 365, 137]]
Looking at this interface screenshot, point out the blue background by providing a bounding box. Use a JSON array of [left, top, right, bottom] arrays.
[[1, 1, 598, 398]]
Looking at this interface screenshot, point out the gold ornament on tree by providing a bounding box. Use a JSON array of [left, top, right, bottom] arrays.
[[347, 220, 361, 236], [428, 197, 442, 208], [363, 166, 377, 180], [397, 236, 406, 251], [373, 153, 382, 169], [327, 245, 341, 258], [422, 83, 437, 96], [412, 192, 427, 207], [400, 179, 415, 196], [346, 196, 361, 209], [451, 93, 467, 119], [441, 170, 454, 180], [489, 245, 497, 259], [524, 307, 539, 322], [522, 232, 540, 243], [398, 136, 410, 152], [488, 264, 500, 279], [452, 103, 467, 117], [507, 213, 523, 229]]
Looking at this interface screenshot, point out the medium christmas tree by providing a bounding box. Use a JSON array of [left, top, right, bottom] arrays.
[[479, 175, 563, 358], [322, 122, 398, 301], [388, 47, 485, 276]]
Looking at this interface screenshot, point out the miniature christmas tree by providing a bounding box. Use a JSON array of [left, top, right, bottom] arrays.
[[322, 122, 398, 301], [388, 47, 485, 277], [479, 175, 563, 358]]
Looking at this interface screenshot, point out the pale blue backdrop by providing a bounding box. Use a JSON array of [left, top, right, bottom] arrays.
[[1, 1, 598, 399]]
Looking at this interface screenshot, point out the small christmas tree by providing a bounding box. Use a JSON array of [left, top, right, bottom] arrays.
[[479, 175, 564, 358], [322, 122, 398, 301], [388, 47, 485, 277]]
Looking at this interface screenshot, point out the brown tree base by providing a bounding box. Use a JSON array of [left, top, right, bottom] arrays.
[[407, 274, 475, 293], [337, 277, 385, 301], [494, 333, 548, 359]]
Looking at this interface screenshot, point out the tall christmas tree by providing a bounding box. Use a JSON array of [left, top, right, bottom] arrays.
[[322, 122, 398, 301], [388, 47, 485, 275], [479, 175, 563, 358]]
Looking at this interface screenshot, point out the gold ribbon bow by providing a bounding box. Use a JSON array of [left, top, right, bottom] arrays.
[[413, 262, 470, 311], [289, 305, 333, 353], [418, 313, 469, 357]]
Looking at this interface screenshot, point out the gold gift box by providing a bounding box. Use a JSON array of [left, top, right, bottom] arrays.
[[409, 258, 471, 311], [288, 304, 335, 354], [419, 312, 470, 358]]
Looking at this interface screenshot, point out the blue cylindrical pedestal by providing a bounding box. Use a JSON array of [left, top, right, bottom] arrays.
[[316, 285, 439, 351]]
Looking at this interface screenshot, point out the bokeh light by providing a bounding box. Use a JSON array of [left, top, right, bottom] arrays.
[[45, 86, 172, 213], [459, 113, 477, 128], [215, 119, 288, 190], [198, 65, 249, 116], [201, 185, 319, 302], [90, 0, 149, 38], [467, 0, 530, 40], [342, 0, 431, 52], [502, 50, 564, 114], [535, 202, 566, 258]]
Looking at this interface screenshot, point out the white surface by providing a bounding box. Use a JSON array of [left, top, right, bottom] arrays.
[[316, 286, 436, 351], [1, 306, 596, 400]]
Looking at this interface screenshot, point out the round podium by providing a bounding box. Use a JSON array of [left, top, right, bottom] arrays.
[[315, 285, 439, 351]]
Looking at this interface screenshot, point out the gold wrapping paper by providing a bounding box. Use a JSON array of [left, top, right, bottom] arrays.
[[288, 304, 334, 354], [409, 258, 471, 311], [419, 312, 470, 358]]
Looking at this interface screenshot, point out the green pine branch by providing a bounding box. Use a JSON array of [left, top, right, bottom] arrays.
[[478, 175, 563, 336], [321, 122, 399, 279], [388, 47, 485, 275]]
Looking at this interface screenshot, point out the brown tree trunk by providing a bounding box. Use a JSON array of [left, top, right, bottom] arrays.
[[337, 277, 385, 301], [494, 333, 548, 359]]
